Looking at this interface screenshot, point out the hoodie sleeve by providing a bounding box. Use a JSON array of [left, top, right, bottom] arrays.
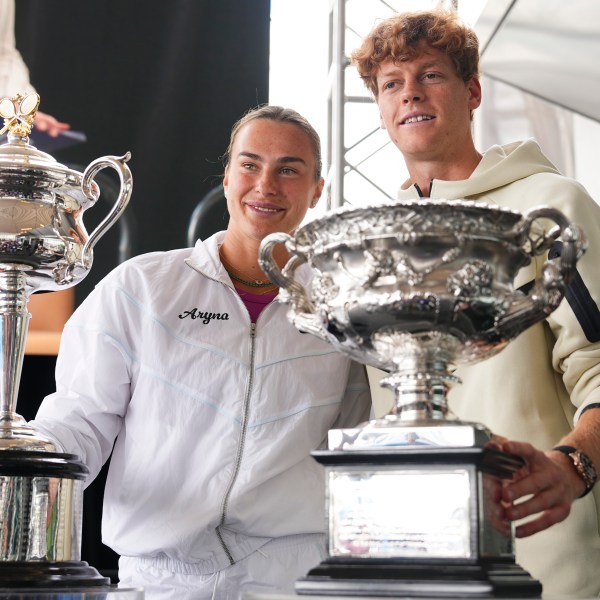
[[538, 173, 600, 421]]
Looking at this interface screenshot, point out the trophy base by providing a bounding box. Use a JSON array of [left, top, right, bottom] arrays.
[[0, 561, 110, 587], [304, 445, 541, 598], [295, 558, 542, 597]]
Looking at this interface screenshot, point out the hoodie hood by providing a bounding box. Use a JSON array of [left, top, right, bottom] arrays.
[[399, 139, 561, 200]]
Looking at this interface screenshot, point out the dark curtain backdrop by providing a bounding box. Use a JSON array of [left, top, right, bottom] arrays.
[[15, 0, 271, 305], [14, 0, 270, 580]]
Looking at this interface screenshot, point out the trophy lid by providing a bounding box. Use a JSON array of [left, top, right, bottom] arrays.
[[0, 93, 84, 184]]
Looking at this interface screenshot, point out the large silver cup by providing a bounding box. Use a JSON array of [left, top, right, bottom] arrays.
[[0, 94, 133, 587], [259, 199, 586, 597]]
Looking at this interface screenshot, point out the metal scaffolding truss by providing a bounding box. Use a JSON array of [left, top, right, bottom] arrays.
[[325, 0, 456, 210]]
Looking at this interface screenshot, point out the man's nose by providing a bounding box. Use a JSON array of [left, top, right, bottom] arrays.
[[402, 80, 423, 103]]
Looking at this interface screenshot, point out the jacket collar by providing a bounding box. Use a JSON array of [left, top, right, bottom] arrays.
[[184, 230, 314, 288]]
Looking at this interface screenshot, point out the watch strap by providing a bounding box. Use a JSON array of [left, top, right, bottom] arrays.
[[553, 445, 598, 498]]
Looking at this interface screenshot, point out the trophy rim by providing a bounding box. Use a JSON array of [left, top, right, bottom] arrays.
[[294, 198, 528, 252], [300, 198, 522, 230]]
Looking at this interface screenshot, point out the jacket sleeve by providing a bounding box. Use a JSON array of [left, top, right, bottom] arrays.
[[30, 279, 133, 486], [542, 174, 600, 422]]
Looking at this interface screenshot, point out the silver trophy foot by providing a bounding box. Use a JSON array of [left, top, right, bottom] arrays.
[[0, 451, 110, 588], [296, 559, 542, 597], [298, 446, 538, 598], [0, 561, 109, 588]]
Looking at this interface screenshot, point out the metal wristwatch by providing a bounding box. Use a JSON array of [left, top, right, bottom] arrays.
[[553, 445, 598, 497]]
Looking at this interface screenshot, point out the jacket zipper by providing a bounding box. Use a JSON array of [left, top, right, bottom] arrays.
[[215, 321, 257, 564], [185, 258, 277, 563]]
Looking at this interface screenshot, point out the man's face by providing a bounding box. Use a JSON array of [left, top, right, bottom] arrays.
[[375, 42, 481, 164], [223, 119, 323, 244]]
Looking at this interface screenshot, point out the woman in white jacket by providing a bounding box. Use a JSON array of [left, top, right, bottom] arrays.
[[32, 106, 372, 598]]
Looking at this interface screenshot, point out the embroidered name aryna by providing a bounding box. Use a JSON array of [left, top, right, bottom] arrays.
[[178, 308, 229, 324]]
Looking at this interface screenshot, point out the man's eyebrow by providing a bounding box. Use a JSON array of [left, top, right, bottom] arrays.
[[379, 60, 444, 76], [419, 61, 444, 70], [237, 151, 307, 166]]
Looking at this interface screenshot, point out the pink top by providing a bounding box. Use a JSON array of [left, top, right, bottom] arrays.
[[235, 287, 278, 323]]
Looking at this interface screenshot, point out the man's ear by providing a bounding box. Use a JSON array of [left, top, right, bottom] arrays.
[[468, 77, 482, 111], [379, 111, 387, 130]]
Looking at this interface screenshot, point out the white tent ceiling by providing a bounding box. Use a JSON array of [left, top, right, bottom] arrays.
[[476, 0, 600, 122]]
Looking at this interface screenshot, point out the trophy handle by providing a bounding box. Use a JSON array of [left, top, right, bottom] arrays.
[[496, 206, 587, 338], [259, 232, 327, 339], [80, 152, 133, 269]]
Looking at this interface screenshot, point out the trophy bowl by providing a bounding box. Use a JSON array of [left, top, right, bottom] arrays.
[[259, 199, 586, 597], [260, 199, 585, 424]]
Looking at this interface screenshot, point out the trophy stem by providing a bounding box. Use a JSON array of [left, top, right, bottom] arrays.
[[379, 364, 459, 422], [0, 269, 31, 432]]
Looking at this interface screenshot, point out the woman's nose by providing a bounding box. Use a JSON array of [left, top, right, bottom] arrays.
[[256, 171, 277, 195]]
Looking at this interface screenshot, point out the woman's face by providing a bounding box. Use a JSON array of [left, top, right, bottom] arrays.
[[223, 118, 323, 245]]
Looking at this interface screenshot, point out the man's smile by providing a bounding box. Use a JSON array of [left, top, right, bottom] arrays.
[[401, 113, 435, 125]]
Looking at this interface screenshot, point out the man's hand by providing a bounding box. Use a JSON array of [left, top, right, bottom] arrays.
[[498, 440, 584, 538]]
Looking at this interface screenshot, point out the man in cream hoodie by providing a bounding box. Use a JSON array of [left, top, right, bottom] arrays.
[[352, 9, 600, 598]]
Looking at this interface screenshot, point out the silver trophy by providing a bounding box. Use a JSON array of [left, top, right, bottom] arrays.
[[0, 93, 132, 587], [259, 199, 586, 597]]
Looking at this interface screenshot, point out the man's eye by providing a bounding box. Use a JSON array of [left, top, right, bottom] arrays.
[[422, 73, 440, 81], [280, 167, 296, 175], [384, 81, 397, 90], [242, 163, 256, 170]]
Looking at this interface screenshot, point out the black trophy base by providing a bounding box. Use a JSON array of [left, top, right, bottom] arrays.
[[295, 558, 542, 598], [0, 561, 110, 588]]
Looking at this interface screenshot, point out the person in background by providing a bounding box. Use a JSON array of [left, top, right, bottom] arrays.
[[0, 0, 74, 352], [352, 9, 600, 597], [31, 105, 371, 599], [0, 0, 69, 136]]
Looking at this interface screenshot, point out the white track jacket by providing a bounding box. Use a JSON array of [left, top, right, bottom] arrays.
[[32, 231, 372, 574]]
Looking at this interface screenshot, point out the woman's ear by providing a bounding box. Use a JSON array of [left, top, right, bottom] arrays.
[[310, 177, 325, 208], [222, 171, 229, 198]]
